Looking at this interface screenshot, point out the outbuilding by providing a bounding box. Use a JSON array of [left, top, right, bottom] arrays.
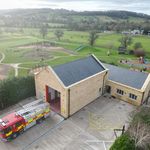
[[35, 55, 108, 118], [105, 64, 150, 106]]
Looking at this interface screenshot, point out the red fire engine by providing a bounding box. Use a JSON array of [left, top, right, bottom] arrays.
[[0, 100, 50, 142]]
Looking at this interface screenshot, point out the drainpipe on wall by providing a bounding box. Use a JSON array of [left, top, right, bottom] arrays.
[[141, 91, 145, 105], [102, 71, 108, 95], [68, 89, 70, 118]]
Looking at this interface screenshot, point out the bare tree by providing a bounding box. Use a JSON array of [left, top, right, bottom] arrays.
[[54, 30, 64, 41], [119, 35, 132, 49], [89, 31, 99, 46], [40, 24, 48, 39], [128, 121, 150, 150]]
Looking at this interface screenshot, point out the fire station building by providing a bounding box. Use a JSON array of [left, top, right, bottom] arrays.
[[34, 55, 150, 118], [34, 55, 108, 118], [104, 64, 150, 106]]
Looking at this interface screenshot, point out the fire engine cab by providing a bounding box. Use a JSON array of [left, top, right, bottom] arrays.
[[0, 100, 50, 142]]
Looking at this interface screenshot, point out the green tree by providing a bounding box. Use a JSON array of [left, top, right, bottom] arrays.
[[0, 76, 35, 109], [110, 134, 135, 150], [119, 35, 133, 49], [40, 25, 48, 39], [89, 31, 99, 46], [134, 42, 143, 50], [54, 30, 64, 41]]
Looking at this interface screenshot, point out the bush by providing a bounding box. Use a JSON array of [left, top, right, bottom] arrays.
[[132, 107, 150, 126], [128, 121, 150, 150], [126, 107, 150, 150], [110, 62, 117, 66], [134, 42, 143, 50], [134, 49, 145, 57], [129, 50, 134, 55], [0, 76, 35, 110], [110, 134, 135, 150]]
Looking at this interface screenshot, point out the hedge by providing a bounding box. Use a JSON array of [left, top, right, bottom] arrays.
[[0, 76, 35, 110], [110, 134, 135, 150], [132, 107, 150, 126]]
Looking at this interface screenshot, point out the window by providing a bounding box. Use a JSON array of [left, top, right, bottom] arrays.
[[22, 111, 30, 116], [129, 93, 137, 100], [15, 121, 22, 128], [117, 89, 124, 95]]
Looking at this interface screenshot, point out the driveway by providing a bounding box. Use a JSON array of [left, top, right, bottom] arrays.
[[0, 96, 135, 150]]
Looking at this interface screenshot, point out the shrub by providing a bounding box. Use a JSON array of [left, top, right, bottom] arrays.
[[132, 107, 150, 126], [128, 107, 150, 149], [110, 134, 135, 150], [0, 76, 35, 110], [129, 50, 134, 55], [110, 62, 117, 66], [128, 121, 150, 150], [134, 42, 143, 50], [134, 49, 145, 57]]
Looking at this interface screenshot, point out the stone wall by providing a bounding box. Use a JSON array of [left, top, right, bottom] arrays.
[[69, 71, 108, 115], [106, 80, 143, 106], [34, 67, 69, 118]]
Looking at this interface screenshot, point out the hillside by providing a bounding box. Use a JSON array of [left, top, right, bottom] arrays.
[[0, 9, 149, 32]]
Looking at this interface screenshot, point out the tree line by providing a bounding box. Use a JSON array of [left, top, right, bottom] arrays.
[[0, 9, 150, 34], [0, 76, 35, 110]]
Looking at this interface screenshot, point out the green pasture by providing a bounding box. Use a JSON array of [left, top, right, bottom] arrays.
[[0, 29, 149, 77]]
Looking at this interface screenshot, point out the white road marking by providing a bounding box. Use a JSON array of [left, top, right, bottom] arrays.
[[103, 141, 107, 150], [85, 140, 114, 150]]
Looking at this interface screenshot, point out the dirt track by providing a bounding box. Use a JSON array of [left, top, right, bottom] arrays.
[[0, 45, 77, 79], [18, 45, 76, 55]]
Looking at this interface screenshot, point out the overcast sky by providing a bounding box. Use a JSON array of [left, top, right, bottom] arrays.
[[0, 0, 150, 15]]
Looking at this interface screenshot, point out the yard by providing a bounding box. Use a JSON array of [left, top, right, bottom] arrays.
[[0, 96, 135, 150]]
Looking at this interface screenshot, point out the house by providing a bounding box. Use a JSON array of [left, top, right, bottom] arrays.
[[104, 64, 150, 106], [122, 31, 130, 35], [34, 55, 108, 118], [130, 29, 144, 35]]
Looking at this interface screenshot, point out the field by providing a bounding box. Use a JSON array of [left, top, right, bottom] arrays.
[[0, 29, 150, 78]]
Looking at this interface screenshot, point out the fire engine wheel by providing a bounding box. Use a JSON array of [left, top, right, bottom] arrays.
[[12, 133, 18, 139], [19, 129, 24, 135], [36, 117, 44, 124]]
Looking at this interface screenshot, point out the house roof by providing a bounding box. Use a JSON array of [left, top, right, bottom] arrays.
[[104, 63, 149, 89], [52, 55, 106, 87]]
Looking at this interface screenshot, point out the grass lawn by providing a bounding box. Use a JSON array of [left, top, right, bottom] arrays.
[[0, 29, 149, 77], [8, 68, 15, 78], [18, 68, 30, 77]]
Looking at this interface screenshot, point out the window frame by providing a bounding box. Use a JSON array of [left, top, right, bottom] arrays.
[[15, 121, 23, 128], [129, 93, 137, 100], [116, 89, 124, 95]]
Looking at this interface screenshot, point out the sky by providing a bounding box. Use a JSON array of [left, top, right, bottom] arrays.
[[0, 0, 150, 15]]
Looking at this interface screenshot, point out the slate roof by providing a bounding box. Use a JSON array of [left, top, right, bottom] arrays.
[[52, 55, 105, 87], [104, 63, 148, 89]]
